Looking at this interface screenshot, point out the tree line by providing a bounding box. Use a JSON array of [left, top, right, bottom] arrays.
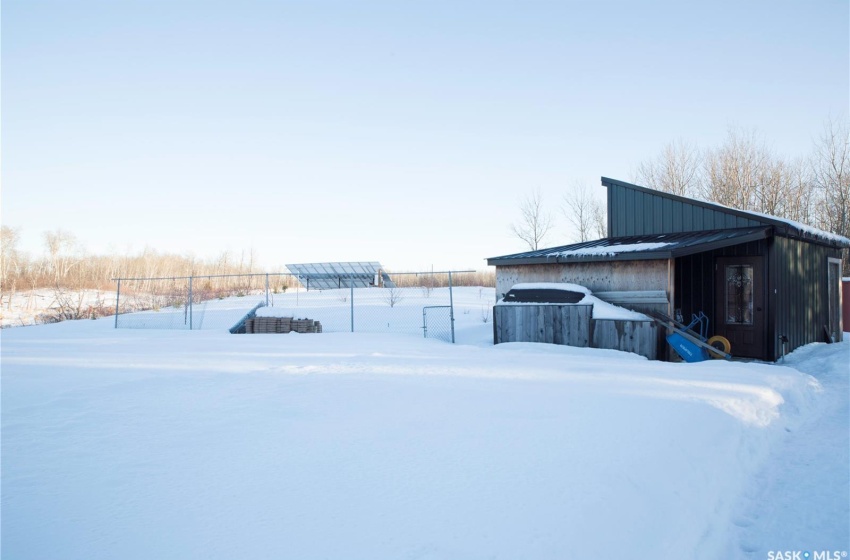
[[513, 118, 850, 272], [0, 227, 498, 321], [0, 228, 269, 313]]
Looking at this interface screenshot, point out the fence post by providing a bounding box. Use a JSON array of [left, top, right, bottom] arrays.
[[188, 276, 193, 330], [114, 279, 121, 329], [265, 273, 269, 306], [448, 271, 455, 343], [350, 281, 354, 332]]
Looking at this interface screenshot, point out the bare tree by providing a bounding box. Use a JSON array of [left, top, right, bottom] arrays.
[[384, 286, 404, 308], [511, 189, 554, 251], [1, 226, 22, 309], [746, 154, 818, 226], [811, 116, 850, 272], [562, 183, 606, 242], [43, 229, 82, 286], [634, 139, 702, 197], [779, 158, 816, 225], [592, 201, 607, 239], [702, 128, 769, 210]]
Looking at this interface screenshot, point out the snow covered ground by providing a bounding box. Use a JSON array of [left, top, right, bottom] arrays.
[[2, 288, 848, 559], [0, 289, 117, 327]]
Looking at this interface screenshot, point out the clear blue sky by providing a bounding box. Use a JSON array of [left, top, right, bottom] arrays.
[[3, 0, 848, 270]]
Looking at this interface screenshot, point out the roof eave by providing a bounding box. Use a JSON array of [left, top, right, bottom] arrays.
[[669, 227, 773, 258], [773, 226, 850, 249], [488, 252, 673, 266]]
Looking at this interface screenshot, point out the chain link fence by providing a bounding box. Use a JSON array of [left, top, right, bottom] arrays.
[[113, 271, 485, 342]]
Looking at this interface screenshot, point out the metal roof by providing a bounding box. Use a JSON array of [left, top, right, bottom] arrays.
[[285, 262, 396, 290], [487, 226, 773, 266]]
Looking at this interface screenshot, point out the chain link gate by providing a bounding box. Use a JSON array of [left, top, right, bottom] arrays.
[[422, 306, 453, 343]]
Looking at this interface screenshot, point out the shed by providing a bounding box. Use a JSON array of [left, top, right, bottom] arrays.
[[488, 178, 850, 361]]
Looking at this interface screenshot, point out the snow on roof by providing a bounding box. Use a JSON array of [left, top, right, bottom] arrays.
[[692, 197, 850, 246], [740, 209, 850, 245], [550, 242, 672, 258]]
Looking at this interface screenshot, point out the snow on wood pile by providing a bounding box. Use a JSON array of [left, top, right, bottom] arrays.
[[244, 316, 321, 333], [496, 283, 651, 321]]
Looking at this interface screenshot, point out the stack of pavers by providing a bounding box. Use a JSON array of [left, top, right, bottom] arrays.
[[244, 316, 322, 334], [290, 318, 322, 333]]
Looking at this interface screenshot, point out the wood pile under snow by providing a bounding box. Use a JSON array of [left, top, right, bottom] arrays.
[[244, 316, 322, 334]]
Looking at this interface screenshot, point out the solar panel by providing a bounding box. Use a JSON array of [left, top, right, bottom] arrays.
[[285, 262, 396, 290]]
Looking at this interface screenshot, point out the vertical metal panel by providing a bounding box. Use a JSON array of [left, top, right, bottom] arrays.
[[605, 180, 779, 237], [693, 207, 704, 230], [609, 185, 617, 236], [701, 210, 713, 230], [653, 196, 664, 232], [766, 236, 778, 359], [662, 198, 673, 232], [628, 190, 638, 234], [725, 213, 737, 229], [708, 209, 718, 229], [707, 210, 724, 229], [672, 201, 683, 231], [610, 184, 620, 237], [616, 184, 627, 237], [643, 192, 654, 235], [682, 204, 693, 231]]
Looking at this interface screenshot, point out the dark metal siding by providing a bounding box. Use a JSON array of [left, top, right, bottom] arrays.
[[608, 183, 764, 237], [673, 240, 768, 357], [768, 236, 843, 360], [675, 236, 843, 361]]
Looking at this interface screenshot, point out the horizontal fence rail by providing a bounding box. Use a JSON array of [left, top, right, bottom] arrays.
[[112, 271, 486, 342]]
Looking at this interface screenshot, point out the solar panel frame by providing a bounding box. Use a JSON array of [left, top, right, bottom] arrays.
[[285, 262, 395, 290]]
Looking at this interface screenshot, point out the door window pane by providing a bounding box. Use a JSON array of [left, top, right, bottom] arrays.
[[725, 265, 753, 325]]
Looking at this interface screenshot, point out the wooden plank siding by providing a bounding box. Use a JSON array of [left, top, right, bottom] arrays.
[[494, 304, 593, 346], [495, 260, 669, 302], [592, 320, 658, 360], [493, 304, 658, 359]]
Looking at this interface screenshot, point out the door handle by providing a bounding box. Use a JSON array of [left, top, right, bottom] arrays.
[[757, 307, 762, 312]]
